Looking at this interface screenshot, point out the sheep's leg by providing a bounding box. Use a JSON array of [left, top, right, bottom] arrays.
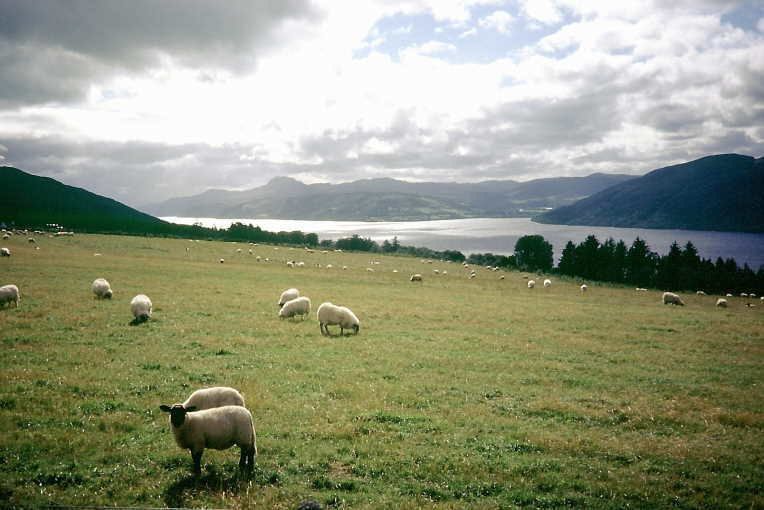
[[191, 451, 203, 475], [239, 447, 247, 470]]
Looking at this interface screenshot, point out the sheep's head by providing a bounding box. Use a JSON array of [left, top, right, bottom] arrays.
[[352, 324, 359, 334], [104, 289, 113, 299], [160, 404, 198, 427]]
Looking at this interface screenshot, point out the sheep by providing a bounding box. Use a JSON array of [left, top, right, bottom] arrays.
[[662, 292, 685, 306], [543, 279, 551, 288], [635, 288, 648, 292], [279, 296, 311, 320], [433, 269, 439, 275], [286, 261, 295, 268], [696, 291, 706, 295], [278, 288, 300, 308], [0, 284, 20, 308], [27, 237, 35, 244], [750, 293, 757, 298], [410, 274, 423, 282], [219, 258, 225, 264], [342, 265, 348, 270], [740, 293, 748, 298], [527, 280, 535, 289], [716, 298, 728, 308], [183, 387, 245, 411], [130, 294, 152, 324], [1, 234, 8, 240], [91, 278, 113, 299], [580, 284, 588, 292], [317, 302, 359, 336], [256, 256, 262, 261], [499, 275, 505, 280], [726, 293, 733, 297], [0, 247, 10, 257], [158, 404, 257, 475], [366, 268, 374, 272]]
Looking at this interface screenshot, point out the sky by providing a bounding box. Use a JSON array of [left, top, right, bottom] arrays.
[[0, 0, 763, 208]]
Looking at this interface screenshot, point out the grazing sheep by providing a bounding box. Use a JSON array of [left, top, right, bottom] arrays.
[[279, 296, 311, 319], [726, 293, 733, 297], [0, 284, 20, 308], [499, 275, 505, 280], [580, 284, 588, 292], [317, 302, 360, 336], [256, 256, 262, 261], [183, 387, 245, 411], [543, 279, 551, 288], [469, 273, 476, 279], [91, 278, 113, 299], [433, 269, 439, 275], [158, 404, 257, 475], [1, 234, 8, 240], [1, 247, 10, 257], [662, 292, 685, 306], [716, 298, 728, 308], [410, 274, 423, 282], [342, 266, 348, 270], [696, 291, 706, 295], [635, 288, 648, 292], [27, 237, 35, 244], [278, 288, 300, 308], [219, 258, 225, 264], [750, 293, 756, 298], [740, 293, 748, 298], [366, 268, 374, 272], [527, 280, 535, 289], [287, 261, 295, 268], [130, 294, 152, 323]]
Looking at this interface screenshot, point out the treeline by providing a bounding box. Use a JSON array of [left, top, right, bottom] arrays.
[[317, 235, 466, 262], [557, 235, 763, 294]]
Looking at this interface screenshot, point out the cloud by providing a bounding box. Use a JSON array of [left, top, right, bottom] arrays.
[[0, 0, 319, 106], [518, 0, 563, 25], [478, 10, 514, 33]]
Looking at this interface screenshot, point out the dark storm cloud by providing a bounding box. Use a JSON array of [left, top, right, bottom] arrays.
[[0, 0, 319, 106]]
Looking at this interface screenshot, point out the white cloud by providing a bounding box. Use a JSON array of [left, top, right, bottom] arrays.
[[1, 0, 762, 205], [518, 0, 563, 25], [478, 10, 514, 33], [758, 17, 764, 32]]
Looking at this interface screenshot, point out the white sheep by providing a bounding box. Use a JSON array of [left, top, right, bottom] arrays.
[[726, 293, 733, 297], [716, 298, 728, 308], [543, 279, 551, 288], [0, 284, 20, 308], [159, 404, 257, 474], [183, 387, 245, 410], [1, 247, 10, 257], [219, 258, 225, 264], [580, 284, 588, 292], [278, 288, 300, 308], [130, 294, 152, 323], [696, 291, 706, 295], [499, 275, 505, 280], [740, 293, 748, 297], [527, 280, 535, 289], [286, 261, 295, 268], [662, 292, 685, 306], [410, 274, 423, 282], [317, 302, 360, 336], [279, 296, 311, 320], [91, 278, 113, 299], [635, 288, 648, 292]]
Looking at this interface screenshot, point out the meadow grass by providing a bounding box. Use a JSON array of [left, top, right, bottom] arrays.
[[0, 233, 762, 508]]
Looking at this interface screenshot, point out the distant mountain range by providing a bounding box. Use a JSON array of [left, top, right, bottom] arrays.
[[536, 154, 764, 233], [146, 173, 635, 221], [0, 166, 170, 233]]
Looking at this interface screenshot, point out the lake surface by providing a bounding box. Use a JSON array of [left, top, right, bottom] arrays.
[[162, 216, 764, 269]]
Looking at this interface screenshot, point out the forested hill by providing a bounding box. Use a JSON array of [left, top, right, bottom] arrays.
[[536, 154, 764, 233], [0, 166, 172, 233]]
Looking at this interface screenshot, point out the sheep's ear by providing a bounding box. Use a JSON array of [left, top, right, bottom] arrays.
[[185, 406, 198, 412], [159, 405, 171, 413]]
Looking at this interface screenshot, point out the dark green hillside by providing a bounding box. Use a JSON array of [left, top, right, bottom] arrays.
[[536, 154, 764, 233], [0, 166, 171, 233]]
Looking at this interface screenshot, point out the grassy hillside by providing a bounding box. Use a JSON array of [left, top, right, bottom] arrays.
[[536, 154, 764, 232], [0, 166, 171, 234], [0, 233, 762, 508]]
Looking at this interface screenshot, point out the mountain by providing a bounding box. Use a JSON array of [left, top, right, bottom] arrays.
[[535, 154, 764, 233], [0, 166, 170, 233], [147, 173, 634, 221]]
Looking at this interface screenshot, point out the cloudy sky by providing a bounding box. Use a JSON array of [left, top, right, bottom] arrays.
[[1, 0, 763, 207]]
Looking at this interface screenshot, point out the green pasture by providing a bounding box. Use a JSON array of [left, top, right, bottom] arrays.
[[0, 233, 762, 508]]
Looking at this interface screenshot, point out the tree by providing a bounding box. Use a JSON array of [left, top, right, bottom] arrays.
[[514, 235, 553, 272], [558, 241, 576, 276]]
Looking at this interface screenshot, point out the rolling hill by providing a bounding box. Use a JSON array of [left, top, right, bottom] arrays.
[[147, 173, 635, 221], [0, 166, 171, 233], [535, 154, 764, 233]]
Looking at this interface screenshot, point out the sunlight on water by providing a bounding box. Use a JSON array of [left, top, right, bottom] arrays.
[[162, 217, 764, 268]]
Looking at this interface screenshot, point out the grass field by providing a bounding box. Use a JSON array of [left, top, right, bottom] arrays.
[[0, 233, 762, 509]]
